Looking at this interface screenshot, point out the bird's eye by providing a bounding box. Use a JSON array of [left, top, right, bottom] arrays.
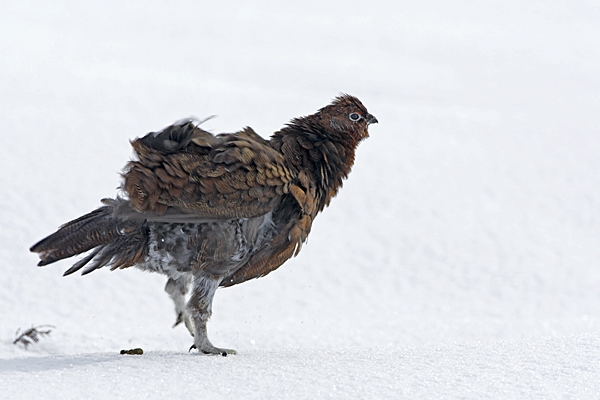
[[349, 113, 362, 121]]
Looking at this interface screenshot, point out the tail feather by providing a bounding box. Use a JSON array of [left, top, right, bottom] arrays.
[[30, 206, 118, 266], [63, 248, 100, 276], [30, 200, 149, 275]]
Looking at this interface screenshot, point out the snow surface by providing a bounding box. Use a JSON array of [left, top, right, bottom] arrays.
[[1, 0, 600, 398]]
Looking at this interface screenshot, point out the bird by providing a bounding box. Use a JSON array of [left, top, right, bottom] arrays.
[[30, 94, 377, 355]]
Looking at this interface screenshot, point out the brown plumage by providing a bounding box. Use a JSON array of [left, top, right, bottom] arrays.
[[30, 94, 377, 355]]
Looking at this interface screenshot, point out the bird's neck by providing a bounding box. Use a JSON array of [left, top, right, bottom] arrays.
[[271, 124, 360, 212]]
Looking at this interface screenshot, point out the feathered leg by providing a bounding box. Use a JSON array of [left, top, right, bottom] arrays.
[[164, 275, 194, 335], [188, 274, 236, 355]]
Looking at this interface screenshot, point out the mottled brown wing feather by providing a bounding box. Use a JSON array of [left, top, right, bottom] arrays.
[[221, 167, 320, 286], [123, 124, 294, 220], [221, 214, 313, 287]]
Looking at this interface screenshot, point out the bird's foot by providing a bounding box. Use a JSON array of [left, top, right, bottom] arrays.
[[173, 311, 195, 337], [189, 343, 237, 356]]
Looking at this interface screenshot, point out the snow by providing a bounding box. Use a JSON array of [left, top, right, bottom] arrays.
[[1, 0, 600, 398], [3, 339, 600, 399]]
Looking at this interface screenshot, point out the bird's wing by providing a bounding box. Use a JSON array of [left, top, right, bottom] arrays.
[[220, 212, 313, 287], [122, 121, 294, 221], [221, 169, 319, 287]]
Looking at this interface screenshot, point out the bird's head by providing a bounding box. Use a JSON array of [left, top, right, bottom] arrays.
[[315, 93, 377, 142]]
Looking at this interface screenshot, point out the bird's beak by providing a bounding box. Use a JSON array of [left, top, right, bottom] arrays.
[[367, 115, 378, 125]]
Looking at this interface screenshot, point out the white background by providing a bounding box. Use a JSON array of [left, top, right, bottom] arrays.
[[1, 0, 599, 398]]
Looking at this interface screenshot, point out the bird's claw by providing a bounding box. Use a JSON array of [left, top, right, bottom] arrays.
[[173, 313, 183, 328], [189, 343, 236, 356], [173, 311, 195, 337]]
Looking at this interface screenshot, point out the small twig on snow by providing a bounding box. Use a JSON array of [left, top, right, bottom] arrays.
[[13, 325, 55, 349]]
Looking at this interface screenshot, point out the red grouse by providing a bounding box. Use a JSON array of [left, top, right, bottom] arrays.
[[30, 94, 377, 355]]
